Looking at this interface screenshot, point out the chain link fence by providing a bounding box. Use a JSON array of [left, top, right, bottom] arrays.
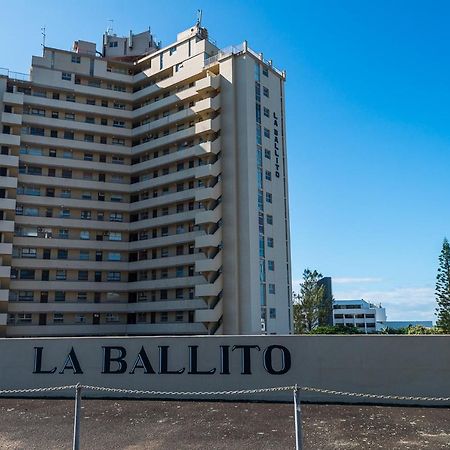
[[1, 383, 449, 450]]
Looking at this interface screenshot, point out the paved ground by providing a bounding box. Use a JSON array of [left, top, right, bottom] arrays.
[[0, 399, 448, 449]]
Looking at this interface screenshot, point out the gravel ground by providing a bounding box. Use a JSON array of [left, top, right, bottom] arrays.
[[0, 399, 449, 449]]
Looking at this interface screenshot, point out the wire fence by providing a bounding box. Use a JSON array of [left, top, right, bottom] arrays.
[[0, 383, 449, 450]]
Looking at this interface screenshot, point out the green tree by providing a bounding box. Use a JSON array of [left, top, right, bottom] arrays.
[[436, 238, 450, 332], [293, 269, 325, 333]]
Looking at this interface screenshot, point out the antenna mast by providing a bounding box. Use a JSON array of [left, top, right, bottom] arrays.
[[41, 26, 46, 49], [197, 9, 203, 27]]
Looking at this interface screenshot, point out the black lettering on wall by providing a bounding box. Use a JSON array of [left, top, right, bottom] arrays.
[[231, 345, 261, 375], [59, 347, 83, 374], [263, 345, 291, 375], [102, 346, 127, 374], [188, 346, 216, 374], [33, 347, 57, 374], [129, 346, 156, 374], [158, 346, 185, 374]]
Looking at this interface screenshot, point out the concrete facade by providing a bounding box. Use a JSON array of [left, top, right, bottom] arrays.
[[333, 299, 387, 333], [0, 335, 449, 405], [0, 24, 292, 337]]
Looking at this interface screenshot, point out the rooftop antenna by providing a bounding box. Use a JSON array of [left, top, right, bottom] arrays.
[[107, 19, 114, 35], [197, 9, 203, 27], [41, 26, 46, 49]]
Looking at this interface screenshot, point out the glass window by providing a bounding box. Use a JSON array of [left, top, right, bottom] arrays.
[[266, 192, 272, 203], [267, 237, 274, 248], [269, 284, 276, 294], [268, 260, 275, 271], [80, 230, 90, 240]]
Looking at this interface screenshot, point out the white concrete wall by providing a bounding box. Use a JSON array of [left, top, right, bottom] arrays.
[[0, 335, 448, 405]]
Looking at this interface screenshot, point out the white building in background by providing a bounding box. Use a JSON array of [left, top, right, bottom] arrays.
[[332, 299, 386, 333], [0, 22, 292, 337]]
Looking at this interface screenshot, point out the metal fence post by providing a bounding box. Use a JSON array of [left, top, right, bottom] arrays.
[[294, 384, 303, 450], [73, 383, 82, 450]]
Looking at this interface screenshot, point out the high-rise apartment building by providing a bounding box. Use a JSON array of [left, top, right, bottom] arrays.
[[0, 23, 292, 337]]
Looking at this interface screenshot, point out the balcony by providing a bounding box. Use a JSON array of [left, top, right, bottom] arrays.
[[0, 176, 17, 189], [1, 112, 22, 126], [195, 75, 220, 94], [195, 250, 222, 273], [0, 133, 20, 147], [6, 322, 207, 337], [195, 228, 222, 249], [0, 243, 13, 255], [194, 298, 223, 323], [0, 220, 14, 233], [195, 180, 222, 202], [195, 203, 222, 225], [3, 91, 24, 106], [0, 155, 19, 168], [195, 274, 223, 298], [0, 266, 11, 278], [0, 313, 6, 326], [0, 198, 16, 210], [195, 158, 222, 179], [7, 299, 207, 313], [0, 289, 9, 302]]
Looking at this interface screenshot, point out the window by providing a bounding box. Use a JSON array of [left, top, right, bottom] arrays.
[[109, 41, 118, 48], [268, 260, 275, 271], [263, 107, 270, 117], [263, 67, 269, 77], [265, 170, 272, 181], [175, 311, 184, 322], [56, 270, 66, 280], [84, 134, 94, 142], [107, 272, 121, 282], [65, 112, 75, 120], [269, 308, 276, 319], [267, 237, 274, 248], [176, 266, 184, 277], [71, 55, 81, 64], [18, 291, 34, 301], [266, 192, 272, 203], [79, 250, 89, 261], [269, 284, 276, 294], [19, 269, 35, 280], [264, 128, 270, 138], [55, 291, 66, 302], [109, 212, 123, 222], [76, 314, 86, 323], [109, 232, 122, 241], [62, 169, 72, 179], [57, 249, 68, 259], [21, 248, 37, 258], [66, 94, 75, 102], [113, 120, 125, 128], [106, 313, 119, 322], [265, 149, 271, 159], [64, 131, 74, 140], [80, 211, 91, 220], [108, 252, 121, 261], [263, 86, 269, 97], [78, 271, 88, 281], [160, 312, 168, 323], [59, 229, 69, 239], [17, 313, 32, 324], [62, 72, 72, 81], [53, 313, 64, 324], [80, 230, 90, 240]]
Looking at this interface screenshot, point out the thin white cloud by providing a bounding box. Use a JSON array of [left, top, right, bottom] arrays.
[[333, 277, 383, 284], [333, 286, 436, 322]]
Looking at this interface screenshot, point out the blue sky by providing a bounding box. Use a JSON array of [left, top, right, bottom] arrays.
[[1, 0, 448, 321]]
